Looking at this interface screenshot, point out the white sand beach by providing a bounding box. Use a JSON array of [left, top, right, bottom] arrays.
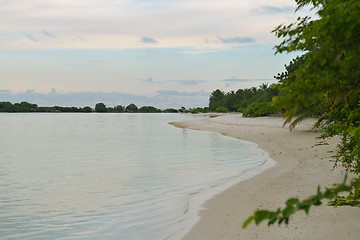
[[176, 114, 360, 240]]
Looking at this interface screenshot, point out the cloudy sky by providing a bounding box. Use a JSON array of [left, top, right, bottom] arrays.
[[0, 0, 308, 108]]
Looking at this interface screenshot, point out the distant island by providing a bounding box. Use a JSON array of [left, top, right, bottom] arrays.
[[0, 101, 180, 113], [0, 84, 282, 116]]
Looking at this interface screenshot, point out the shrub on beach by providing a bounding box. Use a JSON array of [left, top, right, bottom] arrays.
[[242, 102, 278, 117], [215, 106, 229, 113]]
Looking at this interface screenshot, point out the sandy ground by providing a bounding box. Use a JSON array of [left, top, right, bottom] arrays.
[[175, 114, 360, 240]]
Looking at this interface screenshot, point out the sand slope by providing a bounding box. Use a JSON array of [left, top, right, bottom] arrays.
[[177, 114, 360, 240]]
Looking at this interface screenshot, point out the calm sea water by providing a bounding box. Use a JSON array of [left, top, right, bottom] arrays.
[[0, 113, 274, 239]]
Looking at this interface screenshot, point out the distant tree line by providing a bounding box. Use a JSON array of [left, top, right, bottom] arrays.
[[0, 101, 93, 113], [94, 103, 179, 113], [0, 84, 281, 116], [0, 101, 180, 113]]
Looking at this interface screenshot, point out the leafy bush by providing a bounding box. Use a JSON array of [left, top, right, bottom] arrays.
[[243, 175, 358, 228], [243, 102, 278, 117], [215, 106, 229, 113], [327, 177, 360, 207], [188, 107, 209, 114]]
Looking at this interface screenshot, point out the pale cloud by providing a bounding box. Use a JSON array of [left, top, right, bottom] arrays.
[[155, 90, 209, 108], [179, 49, 221, 55], [218, 36, 256, 44], [156, 90, 208, 97], [24, 33, 40, 43], [0, 0, 307, 107], [170, 80, 208, 86], [203, 36, 256, 46], [223, 77, 276, 88], [0, 0, 304, 50], [23, 30, 58, 43], [252, 6, 295, 14], [141, 77, 155, 83], [42, 30, 57, 38], [140, 78, 206, 86], [140, 37, 159, 44], [140, 76, 211, 86], [223, 77, 274, 84]]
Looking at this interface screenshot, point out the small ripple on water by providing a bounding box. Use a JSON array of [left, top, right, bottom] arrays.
[[0, 113, 274, 240]]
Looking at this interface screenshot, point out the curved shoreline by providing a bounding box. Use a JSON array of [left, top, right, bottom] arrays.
[[176, 114, 360, 240]]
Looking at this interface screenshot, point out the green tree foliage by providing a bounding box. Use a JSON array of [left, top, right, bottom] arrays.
[[114, 105, 124, 113], [0, 101, 38, 112], [273, 56, 326, 127], [245, 0, 360, 228], [178, 106, 186, 113], [15, 102, 38, 112], [243, 102, 278, 117], [214, 106, 228, 113], [138, 106, 161, 113], [272, 0, 360, 174], [163, 108, 179, 113], [188, 107, 209, 114], [0, 102, 95, 113], [82, 106, 93, 112], [209, 89, 225, 111], [125, 103, 138, 113], [107, 107, 115, 112], [208, 84, 279, 114], [0, 101, 181, 113], [95, 103, 107, 113], [0, 101, 183, 114]]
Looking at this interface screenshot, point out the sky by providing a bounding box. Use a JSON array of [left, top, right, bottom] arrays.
[[0, 0, 309, 108]]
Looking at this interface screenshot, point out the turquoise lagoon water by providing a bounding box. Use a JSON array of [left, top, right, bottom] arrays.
[[0, 113, 274, 239]]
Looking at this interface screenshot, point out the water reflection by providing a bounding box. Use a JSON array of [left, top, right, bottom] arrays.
[[0, 113, 273, 239]]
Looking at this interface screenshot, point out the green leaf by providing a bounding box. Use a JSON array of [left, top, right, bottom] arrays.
[[242, 216, 254, 229], [286, 198, 300, 206], [282, 206, 295, 218], [254, 210, 270, 225]]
